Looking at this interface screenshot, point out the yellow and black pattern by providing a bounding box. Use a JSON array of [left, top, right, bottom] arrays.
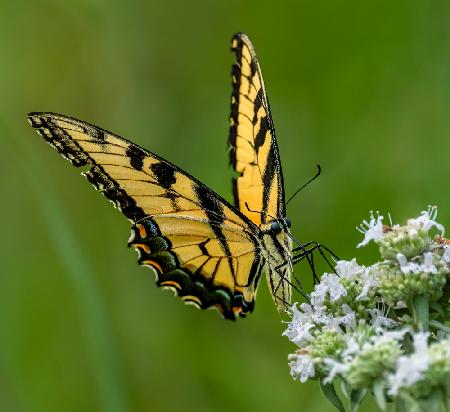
[[28, 112, 265, 319], [28, 33, 296, 320], [229, 33, 285, 227]]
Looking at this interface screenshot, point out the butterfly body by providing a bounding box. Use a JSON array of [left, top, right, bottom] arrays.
[[29, 33, 297, 320]]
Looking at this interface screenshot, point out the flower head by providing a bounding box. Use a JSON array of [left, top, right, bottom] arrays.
[[335, 259, 364, 280], [288, 352, 315, 383], [407, 206, 444, 235], [284, 207, 450, 411], [357, 212, 384, 248], [310, 273, 347, 306], [388, 332, 430, 395]]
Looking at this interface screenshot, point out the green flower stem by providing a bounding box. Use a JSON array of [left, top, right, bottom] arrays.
[[425, 389, 444, 412], [412, 295, 429, 331]]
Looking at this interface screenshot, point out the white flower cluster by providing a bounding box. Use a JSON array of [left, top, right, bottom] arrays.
[[284, 207, 450, 411]]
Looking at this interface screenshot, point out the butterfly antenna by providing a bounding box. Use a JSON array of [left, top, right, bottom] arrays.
[[286, 165, 321, 206], [244, 202, 277, 221]]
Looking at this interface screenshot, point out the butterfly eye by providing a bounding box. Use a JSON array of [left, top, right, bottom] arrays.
[[285, 218, 292, 228], [270, 221, 282, 234]]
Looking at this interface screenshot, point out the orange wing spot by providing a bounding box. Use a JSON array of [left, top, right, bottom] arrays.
[[138, 224, 147, 239], [133, 243, 151, 254], [182, 295, 202, 305], [160, 280, 181, 290], [232, 306, 243, 316], [141, 259, 163, 273]]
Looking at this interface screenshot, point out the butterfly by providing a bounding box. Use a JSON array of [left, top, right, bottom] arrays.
[[28, 33, 311, 320]]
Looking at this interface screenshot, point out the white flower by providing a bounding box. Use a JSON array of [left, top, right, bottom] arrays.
[[284, 303, 338, 346], [441, 245, 450, 263], [283, 303, 314, 345], [284, 321, 315, 347], [422, 252, 437, 273], [319, 305, 356, 332], [311, 273, 347, 305], [357, 212, 385, 247], [298, 303, 337, 329], [356, 267, 379, 300], [413, 331, 430, 352], [369, 307, 398, 329], [299, 302, 314, 314], [396, 252, 437, 274], [288, 352, 315, 382], [342, 336, 360, 358], [335, 259, 364, 280], [407, 206, 444, 235], [388, 332, 430, 395], [291, 302, 310, 324], [396, 253, 418, 274], [372, 328, 410, 344], [310, 282, 328, 306], [323, 358, 348, 384], [338, 304, 357, 330]]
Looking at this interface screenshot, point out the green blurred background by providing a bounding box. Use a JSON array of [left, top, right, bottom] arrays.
[[1, 1, 450, 411]]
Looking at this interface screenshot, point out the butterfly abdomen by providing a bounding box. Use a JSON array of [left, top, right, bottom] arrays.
[[261, 231, 293, 312]]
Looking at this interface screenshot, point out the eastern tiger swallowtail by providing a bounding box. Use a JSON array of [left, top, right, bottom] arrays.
[[28, 33, 312, 320]]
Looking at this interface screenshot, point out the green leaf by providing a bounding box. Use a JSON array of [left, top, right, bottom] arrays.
[[429, 320, 450, 334], [349, 388, 367, 412], [373, 380, 386, 411], [320, 381, 346, 412]]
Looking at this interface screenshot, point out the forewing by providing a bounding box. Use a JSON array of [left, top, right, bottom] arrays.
[[229, 33, 285, 226], [28, 112, 263, 319]]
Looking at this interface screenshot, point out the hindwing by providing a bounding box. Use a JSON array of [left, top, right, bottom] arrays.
[[28, 112, 264, 320], [229, 33, 286, 226]]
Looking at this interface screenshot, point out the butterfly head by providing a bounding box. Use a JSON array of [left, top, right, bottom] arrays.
[[269, 217, 292, 235], [266, 217, 294, 261]]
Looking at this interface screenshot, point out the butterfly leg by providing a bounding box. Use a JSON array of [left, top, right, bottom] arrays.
[[291, 242, 321, 284], [271, 241, 318, 303], [292, 241, 340, 283]]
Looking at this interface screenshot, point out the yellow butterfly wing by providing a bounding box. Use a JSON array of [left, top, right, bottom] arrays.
[[228, 34, 293, 311], [229, 33, 286, 226], [28, 112, 264, 320]]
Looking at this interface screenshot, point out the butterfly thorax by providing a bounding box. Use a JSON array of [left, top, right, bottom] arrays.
[[259, 218, 293, 312]]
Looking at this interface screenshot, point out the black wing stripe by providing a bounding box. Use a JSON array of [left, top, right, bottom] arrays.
[[194, 184, 236, 279], [29, 114, 147, 222]]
